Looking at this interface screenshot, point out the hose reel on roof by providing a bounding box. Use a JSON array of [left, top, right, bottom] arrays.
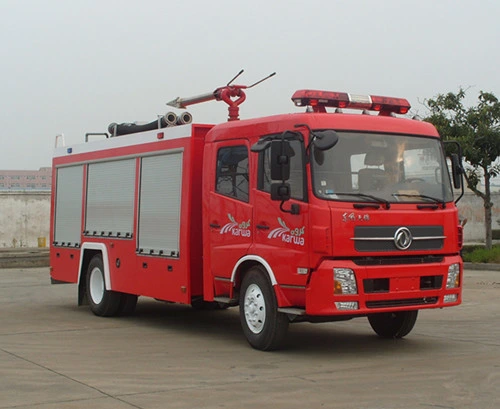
[[108, 111, 192, 137]]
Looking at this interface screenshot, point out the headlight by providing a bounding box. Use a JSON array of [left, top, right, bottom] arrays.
[[446, 264, 460, 289], [334, 268, 358, 295]]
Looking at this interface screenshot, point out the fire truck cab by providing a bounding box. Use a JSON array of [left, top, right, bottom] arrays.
[[50, 85, 464, 351]]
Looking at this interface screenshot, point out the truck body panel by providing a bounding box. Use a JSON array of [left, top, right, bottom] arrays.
[[50, 124, 212, 304]]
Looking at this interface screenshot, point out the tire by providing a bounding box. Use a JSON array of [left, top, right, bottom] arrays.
[[117, 293, 138, 316], [86, 255, 121, 317], [239, 267, 289, 351], [368, 310, 418, 338]]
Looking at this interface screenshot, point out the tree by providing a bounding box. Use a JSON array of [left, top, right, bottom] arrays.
[[424, 88, 500, 249]]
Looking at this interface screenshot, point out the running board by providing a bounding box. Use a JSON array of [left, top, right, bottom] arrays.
[[278, 307, 306, 316], [213, 296, 239, 306]]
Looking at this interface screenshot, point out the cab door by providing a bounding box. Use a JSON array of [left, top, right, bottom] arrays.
[[252, 138, 310, 288], [206, 141, 253, 294]]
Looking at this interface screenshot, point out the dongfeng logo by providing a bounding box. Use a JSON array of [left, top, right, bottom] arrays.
[[394, 227, 412, 250]]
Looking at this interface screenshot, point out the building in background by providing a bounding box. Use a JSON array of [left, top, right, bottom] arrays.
[[0, 167, 51, 191], [0, 168, 51, 247]]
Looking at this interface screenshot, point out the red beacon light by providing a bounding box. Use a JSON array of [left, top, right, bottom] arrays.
[[291, 89, 411, 116]]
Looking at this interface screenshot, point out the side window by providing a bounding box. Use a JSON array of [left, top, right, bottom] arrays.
[[216, 145, 249, 202], [258, 139, 305, 201]]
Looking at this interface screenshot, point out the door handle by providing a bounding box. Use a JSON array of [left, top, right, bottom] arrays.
[[210, 223, 221, 229], [256, 224, 270, 230]]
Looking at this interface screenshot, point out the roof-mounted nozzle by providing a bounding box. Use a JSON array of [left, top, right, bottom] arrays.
[[167, 70, 276, 121]]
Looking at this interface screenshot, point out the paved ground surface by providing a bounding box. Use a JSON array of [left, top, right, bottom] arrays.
[[0, 248, 48, 269], [1, 267, 499, 409]]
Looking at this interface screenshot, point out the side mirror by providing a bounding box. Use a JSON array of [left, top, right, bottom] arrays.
[[270, 140, 291, 181], [443, 140, 464, 203], [312, 130, 339, 151], [450, 153, 462, 189], [271, 183, 291, 201]]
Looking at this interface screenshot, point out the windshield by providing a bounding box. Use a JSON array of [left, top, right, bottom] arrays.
[[311, 131, 454, 204]]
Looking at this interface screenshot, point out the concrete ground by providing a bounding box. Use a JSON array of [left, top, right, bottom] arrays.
[[1, 266, 499, 409], [0, 248, 48, 269]]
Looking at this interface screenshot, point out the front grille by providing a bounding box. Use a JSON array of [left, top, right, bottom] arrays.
[[353, 226, 445, 252], [366, 297, 438, 309], [353, 255, 444, 266]]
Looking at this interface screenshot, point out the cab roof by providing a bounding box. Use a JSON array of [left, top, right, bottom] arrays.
[[205, 112, 440, 143]]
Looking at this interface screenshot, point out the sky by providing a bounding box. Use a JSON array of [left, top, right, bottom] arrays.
[[1, 0, 499, 170]]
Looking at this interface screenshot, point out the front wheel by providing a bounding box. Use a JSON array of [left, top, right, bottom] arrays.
[[239, 268, 289, 351], [86, 255, 122, 317], [368, 310, 418, 338]]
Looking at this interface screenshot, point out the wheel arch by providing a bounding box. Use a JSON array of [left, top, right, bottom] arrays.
[[230, 255, 278, 298], [77, 243, 111, 306]]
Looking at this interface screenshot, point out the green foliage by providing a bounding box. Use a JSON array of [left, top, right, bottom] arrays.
[[425, 88, 500, 188], [424, 88, 500, 249], [462, 244, 500, 263]]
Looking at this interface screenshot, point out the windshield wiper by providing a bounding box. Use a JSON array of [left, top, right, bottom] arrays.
[[333, 192, 390, 209], [392, 193, 446, 208]]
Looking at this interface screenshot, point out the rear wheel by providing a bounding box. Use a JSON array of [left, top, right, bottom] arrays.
[[239, 267, 289, 351], [368, 310, 418, 338], [86, 255, 121, 317]]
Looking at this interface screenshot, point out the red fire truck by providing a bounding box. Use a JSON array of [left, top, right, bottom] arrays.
[[50, 73, 464, 350]]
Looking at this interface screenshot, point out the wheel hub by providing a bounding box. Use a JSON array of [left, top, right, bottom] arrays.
[[244, 283, 266, 334], [89, 267, 104, 304]]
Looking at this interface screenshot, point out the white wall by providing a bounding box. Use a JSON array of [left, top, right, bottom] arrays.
[[0, 192, 50, 247], [457, 192, 500, 243]]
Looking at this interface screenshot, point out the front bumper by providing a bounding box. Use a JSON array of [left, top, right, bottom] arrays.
[[305, 256, 462, 316]]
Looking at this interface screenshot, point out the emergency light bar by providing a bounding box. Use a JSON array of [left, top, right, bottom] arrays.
[[291, 90, 411, 115]]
